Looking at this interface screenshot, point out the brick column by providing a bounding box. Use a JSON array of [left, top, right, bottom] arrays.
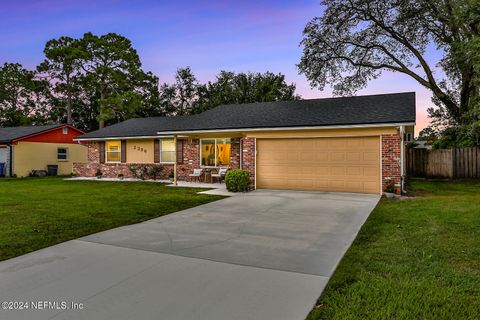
[[229, 138, 241, 169], [241, 137, 256, 188], [382, 134, 402, 194], [178, 138, 200, 181], [73, 142, 100, 177]]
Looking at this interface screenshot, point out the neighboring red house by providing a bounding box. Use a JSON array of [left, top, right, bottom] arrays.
[[0, 124, 87, 177]]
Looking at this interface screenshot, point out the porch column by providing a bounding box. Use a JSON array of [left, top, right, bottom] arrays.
[[173, 135, 178, 186]]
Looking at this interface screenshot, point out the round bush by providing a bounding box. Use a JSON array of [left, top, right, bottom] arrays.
[[225, 169, 250, 192]]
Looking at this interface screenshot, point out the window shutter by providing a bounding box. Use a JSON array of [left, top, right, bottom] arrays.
[[154, 140, 160, 163], [99, 142, 105, 164], [121, 140, 127, 163], [176, 140, 184, 164]]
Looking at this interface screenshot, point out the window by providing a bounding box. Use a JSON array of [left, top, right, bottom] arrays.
[[106, 140, 121, 162], [201, 138, 231, 167], [62, 127, 68, 135], [160, 139, 176, 163], [57, 148, 68, 161]]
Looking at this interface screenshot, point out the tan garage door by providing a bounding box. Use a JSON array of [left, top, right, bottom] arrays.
[[256, 137, 380, 194]]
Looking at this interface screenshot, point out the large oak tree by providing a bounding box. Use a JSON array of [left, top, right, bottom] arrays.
[[298, 0, 480, 127]]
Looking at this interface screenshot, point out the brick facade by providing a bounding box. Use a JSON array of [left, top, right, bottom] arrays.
[[230, 138, 241, 169], [74, 138, 243, 181], [381, 134, 402, 194], [75, 134, 403, 194], [241, 137, 256, 185], [74, 141, 203, 181]]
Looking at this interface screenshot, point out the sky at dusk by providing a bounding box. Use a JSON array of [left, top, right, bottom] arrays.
[[0, 0, 436, 133]]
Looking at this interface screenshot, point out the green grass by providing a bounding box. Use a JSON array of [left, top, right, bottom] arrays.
[[0, 177, 223, 261], [307, 180, 480, 320]]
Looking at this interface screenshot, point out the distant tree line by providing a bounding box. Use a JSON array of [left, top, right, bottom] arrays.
[[0, 32, 299, 132]]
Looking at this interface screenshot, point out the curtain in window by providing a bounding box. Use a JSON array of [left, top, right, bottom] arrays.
[[160, 139, 176, 163], [201, 138, 231, 166], [216, 138, 231, 166], [106, 141, 121, 162]]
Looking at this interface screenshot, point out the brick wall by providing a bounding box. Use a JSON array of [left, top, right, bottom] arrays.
[[73, 138, 243, 181], [75, 135, 402, 194], [74, 141, 201, 181], [382, 134, 402, 194], [241, 137, 256, 187], [230, 138, 241, 169]]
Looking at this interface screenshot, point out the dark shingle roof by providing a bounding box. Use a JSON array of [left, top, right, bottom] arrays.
[[79, 92, 416, 139], [0, 124, 63, 144]]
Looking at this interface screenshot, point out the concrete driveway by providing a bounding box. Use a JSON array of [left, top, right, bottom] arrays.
[[0, 190, 379, 320]]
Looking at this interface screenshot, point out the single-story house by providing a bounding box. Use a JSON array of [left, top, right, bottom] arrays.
[[0, 124, 87, 177], [74, 92, 416, 194]]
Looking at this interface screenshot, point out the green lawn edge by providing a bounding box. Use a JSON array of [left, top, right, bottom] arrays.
[[0, 177, 224, 261], [307, 180, 480, 320]]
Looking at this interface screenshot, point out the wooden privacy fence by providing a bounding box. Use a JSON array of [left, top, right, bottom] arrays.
[[406, 147, 480, 179]]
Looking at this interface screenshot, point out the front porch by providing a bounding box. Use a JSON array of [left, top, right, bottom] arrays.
[[73, 135, 256, 185]]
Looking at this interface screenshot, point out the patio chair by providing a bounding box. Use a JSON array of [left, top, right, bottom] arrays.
[[189, 168, 204, 182], [211, 167, 228, 183]]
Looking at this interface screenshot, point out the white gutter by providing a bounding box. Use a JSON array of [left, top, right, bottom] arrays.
[[154, 122, 416, 136], [75, 135, 188, 142]]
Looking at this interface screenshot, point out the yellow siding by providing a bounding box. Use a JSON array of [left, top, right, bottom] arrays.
[[245, 126, 399, 139], [126, 139, 155, 163], [13, 142, 87, 177]]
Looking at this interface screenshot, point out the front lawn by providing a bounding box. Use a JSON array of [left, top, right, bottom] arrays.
[[307, 180, 480, 320], [0, 177, 223, 261]]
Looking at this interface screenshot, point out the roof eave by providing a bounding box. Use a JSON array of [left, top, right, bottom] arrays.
[[155, 122, 416, 135], [75, 122, 415, 141], [10, 124, 84, 144]]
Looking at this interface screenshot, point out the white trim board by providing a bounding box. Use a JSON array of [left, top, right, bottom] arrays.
[[74, 122, 415, 141], [155, 123, 415, 135]]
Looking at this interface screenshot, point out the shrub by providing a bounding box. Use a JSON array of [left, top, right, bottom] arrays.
[[384, 179, 396, 193], [225, 169, 250, 192], [149, 166, 163, 180], [129, 164, 163, 180], [128, 164, 149, 180]]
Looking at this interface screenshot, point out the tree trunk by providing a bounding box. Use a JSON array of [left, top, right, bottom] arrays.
[[99, 89, 105, 129], [66, 78, 72, 125]]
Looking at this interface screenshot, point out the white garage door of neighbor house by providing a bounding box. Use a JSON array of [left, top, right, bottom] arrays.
[[0, 147, 7, 163], [256, 137, 381, 194]]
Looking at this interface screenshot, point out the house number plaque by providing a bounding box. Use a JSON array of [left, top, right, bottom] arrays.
[[133, 146, 148, 153]]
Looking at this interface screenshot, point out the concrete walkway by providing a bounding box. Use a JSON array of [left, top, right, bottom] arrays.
[[0, 190, 379, 320]]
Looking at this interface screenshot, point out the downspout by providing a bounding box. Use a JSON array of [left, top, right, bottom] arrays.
[[399, 126, 405, 194]]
